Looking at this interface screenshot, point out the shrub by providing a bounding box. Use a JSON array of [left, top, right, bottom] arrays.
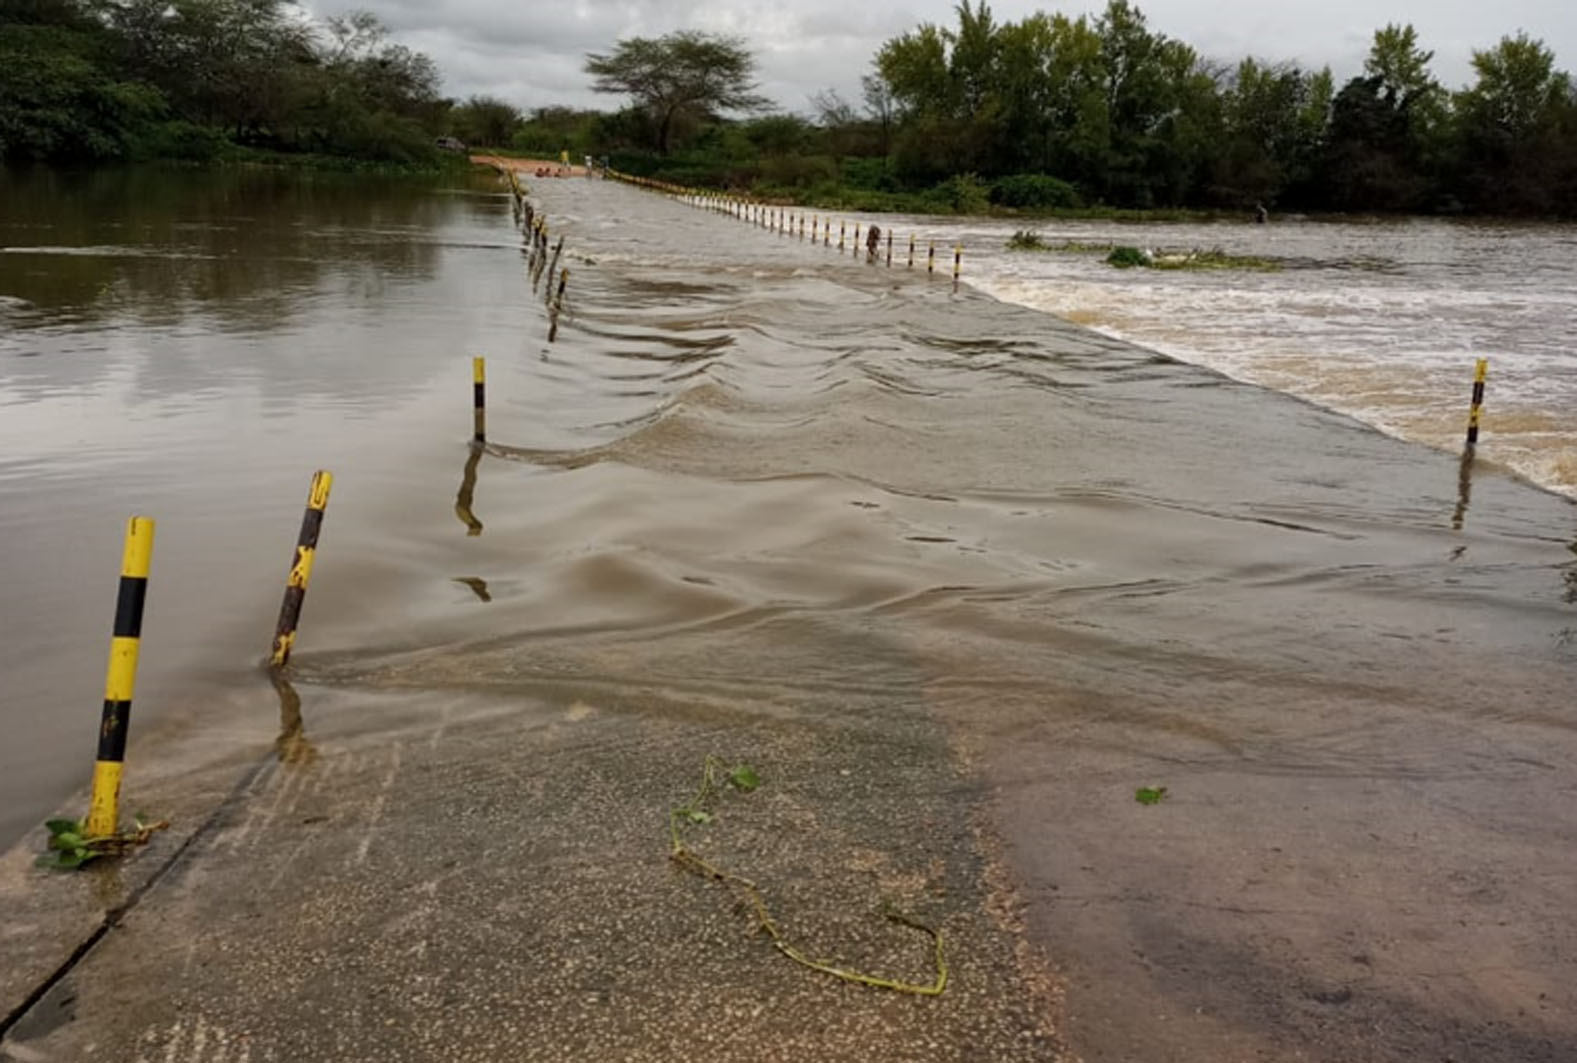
[[134, 121, 227, 162], [840, 155, 900, 191], [1106, 246, 1150, 268], [923, 173, 990, 214], [990, 173, 1083, 210], [1007, 230, 1048, 250], [759, 153, 838, 189]]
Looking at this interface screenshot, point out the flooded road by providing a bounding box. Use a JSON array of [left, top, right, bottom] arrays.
[[3, 166, 1576, 1060], [874, 212, 1577, 500]]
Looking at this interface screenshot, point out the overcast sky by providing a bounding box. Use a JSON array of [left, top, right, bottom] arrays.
[[303, 1, 1577, 115]]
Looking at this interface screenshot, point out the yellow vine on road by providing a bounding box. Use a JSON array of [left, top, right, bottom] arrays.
[[669, 756, 948, 996]]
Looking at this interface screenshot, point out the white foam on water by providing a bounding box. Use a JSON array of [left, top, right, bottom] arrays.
[[963, 219, 1577, 499]]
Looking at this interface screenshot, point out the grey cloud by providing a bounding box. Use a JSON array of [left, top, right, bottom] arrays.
[[304, 0, 1577, 113]]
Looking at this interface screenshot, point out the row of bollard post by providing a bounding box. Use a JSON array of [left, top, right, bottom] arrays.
[[512, 166, 569, 343], [609, 173, 1498, 452], [602, 169, 965, 293]]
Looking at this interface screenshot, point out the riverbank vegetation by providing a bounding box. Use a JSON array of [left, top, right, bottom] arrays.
[[547, 2, 1576, 218], [1, 1, 469, 168], [6, 1, 1574, 217]]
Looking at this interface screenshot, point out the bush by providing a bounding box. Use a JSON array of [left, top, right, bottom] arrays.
[[990, 173, 1083, 210], [923, 173, 990, 214], [1007, 230, 1048, 250], [759, 153, 838, 189], [1106, 246, 1150, 268], [840, 155, 900, 191], [340, 111, 436, 164], [133, 121, 227, 161]]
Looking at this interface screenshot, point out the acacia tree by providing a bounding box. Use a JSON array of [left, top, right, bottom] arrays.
[[584, 31, 767, 153]]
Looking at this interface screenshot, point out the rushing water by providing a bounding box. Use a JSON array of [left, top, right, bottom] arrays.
[[2, 166, 1575, 1060], [831, 211, 1577, 501]]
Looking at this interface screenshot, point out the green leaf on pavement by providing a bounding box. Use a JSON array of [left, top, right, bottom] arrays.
[[729, 765, 761, 792], [1135, 786, 1168, 806]]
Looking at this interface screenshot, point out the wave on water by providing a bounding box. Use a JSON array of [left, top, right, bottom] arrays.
[[965, 234, 1577, 501]]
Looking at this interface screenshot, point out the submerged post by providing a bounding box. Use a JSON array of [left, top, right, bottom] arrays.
[[85, 516, 155, 839], [908, 234, 916, 269], [886, 230, 893, 267], [839, 221, 846, 252], [548, 268, 569, 343], [953, 245, 962, 290], [546, 236, 565, 296], [269, 470, 333, 670], [1466, 358, 1489, 446], [472, 356, 486, 444], [928, 242, 936, 275]]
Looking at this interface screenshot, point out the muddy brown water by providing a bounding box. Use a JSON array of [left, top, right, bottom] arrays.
[[2, 166, 1575, 1060]]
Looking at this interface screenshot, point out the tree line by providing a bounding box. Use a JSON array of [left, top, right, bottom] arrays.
[[0, 0, 509, 165], [6, 0, 1573, 215], [536, 2, 1576, 217]]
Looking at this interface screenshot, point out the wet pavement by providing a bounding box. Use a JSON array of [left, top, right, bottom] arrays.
[[2, 679, 1067, 1062]]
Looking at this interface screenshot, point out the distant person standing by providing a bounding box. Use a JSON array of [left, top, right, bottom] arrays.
[[1254, 202, 1269, 224], [559, 149, 570, 175], [866, 223, 882, 261]]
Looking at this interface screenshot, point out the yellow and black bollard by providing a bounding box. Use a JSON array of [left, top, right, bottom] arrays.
[[854, 224, 861, 256], [472, 356, 486, 444], [799, 214, 805, 239], [928, 242, 936, 275], [908, 234, 916, 269], [269, 470, 333, 670], [953, 245, 962, 290], [886, 230, 893, 267], [85, 516, 156, 839], [548, 268, 569, 343], [1466, 358, 1489, 446], [545, 236, 565, 297], [839, 221, 846, 252]]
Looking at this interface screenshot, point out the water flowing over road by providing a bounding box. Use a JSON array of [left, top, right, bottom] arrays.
[[2, 166, 1575, 1061]]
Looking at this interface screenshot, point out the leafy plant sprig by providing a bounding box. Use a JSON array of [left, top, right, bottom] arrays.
[[37, 815, 170, 871]]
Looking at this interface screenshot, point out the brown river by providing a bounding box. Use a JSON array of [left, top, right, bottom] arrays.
[[2, 166, 1574, 1061]]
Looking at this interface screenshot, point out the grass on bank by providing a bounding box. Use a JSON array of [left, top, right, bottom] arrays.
[[1008, 230, 1281, 272], [212, 144, 477, 177]]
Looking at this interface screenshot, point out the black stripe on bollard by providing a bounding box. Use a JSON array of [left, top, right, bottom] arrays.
[[473, 356, 486, 444], [1467, 358, 1488, 446], [86, 516, 155, 838], [269, 471, 333, 670]]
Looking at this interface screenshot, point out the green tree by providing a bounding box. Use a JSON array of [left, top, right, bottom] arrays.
[[1453, 34, 1575, 212], [1458, 33, 1569, 141], [584, 31, 767, 154], [450, 95, 521, 147], [0, 2, 164, 160], [1365, 24, 1441, 108], [1211, 60, 1330, 207], [1094, 0, 1213, 206]]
